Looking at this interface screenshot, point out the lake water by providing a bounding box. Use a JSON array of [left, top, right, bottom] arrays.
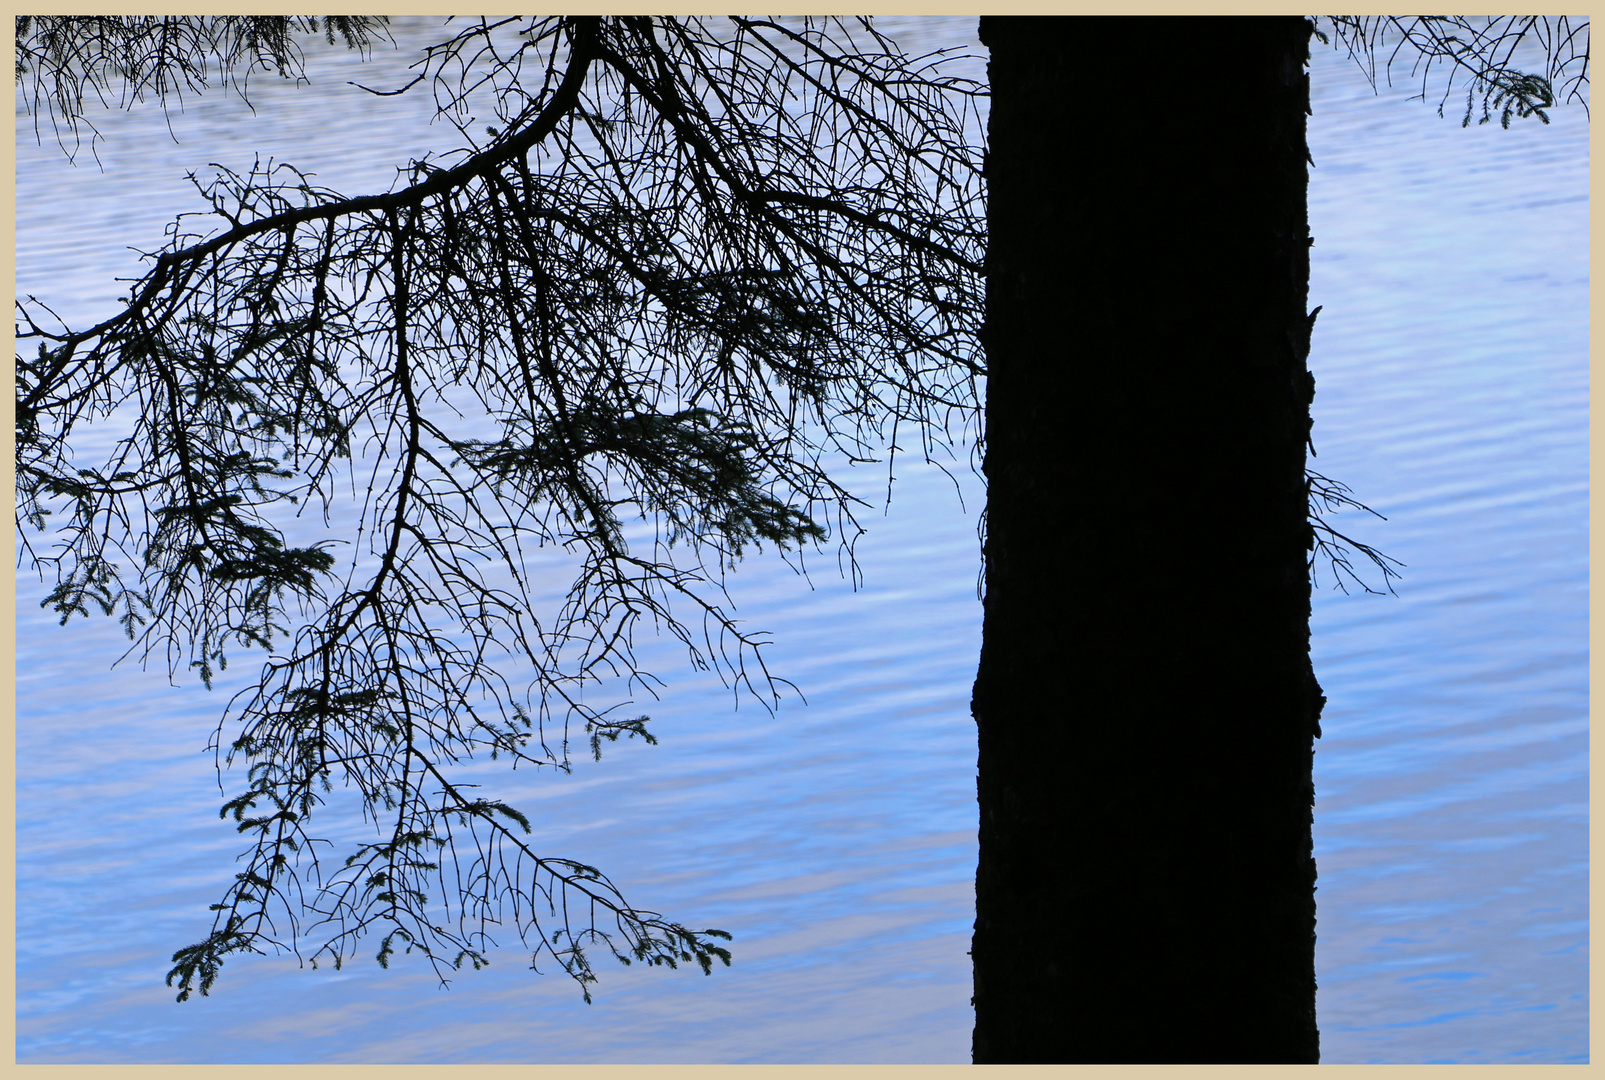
[[14, 17, 1588, 1063]]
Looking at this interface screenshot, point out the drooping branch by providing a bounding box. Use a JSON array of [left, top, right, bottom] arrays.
[[16, 16, 393, 159], [1317, 16, 1589, 125], [16, 15, 987, 999]]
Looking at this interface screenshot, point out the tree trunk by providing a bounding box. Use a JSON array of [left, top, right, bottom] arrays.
[[971, 16, 1322, 1063]]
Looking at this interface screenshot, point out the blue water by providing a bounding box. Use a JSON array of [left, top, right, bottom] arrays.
[[1303, 37, 1589, 1062], [14, 18, 1587, 1062]]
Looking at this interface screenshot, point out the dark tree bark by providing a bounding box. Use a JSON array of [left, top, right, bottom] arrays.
[[972, 16, 1323, 1063]]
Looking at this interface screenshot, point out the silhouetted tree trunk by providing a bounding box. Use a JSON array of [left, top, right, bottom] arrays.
[[972, 16, 1323, 1063]]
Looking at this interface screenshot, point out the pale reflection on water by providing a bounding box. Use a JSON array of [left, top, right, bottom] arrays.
[[15, 18, 1587, 1063]]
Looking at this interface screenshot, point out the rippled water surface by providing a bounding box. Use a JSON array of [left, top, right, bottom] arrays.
[[15, 18, 1587, 1063]]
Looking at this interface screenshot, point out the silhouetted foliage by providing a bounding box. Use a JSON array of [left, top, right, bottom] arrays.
[[16, 14, 985, 1002], [16, 15, 391, 159], [1317, 16, 1588, 126]]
